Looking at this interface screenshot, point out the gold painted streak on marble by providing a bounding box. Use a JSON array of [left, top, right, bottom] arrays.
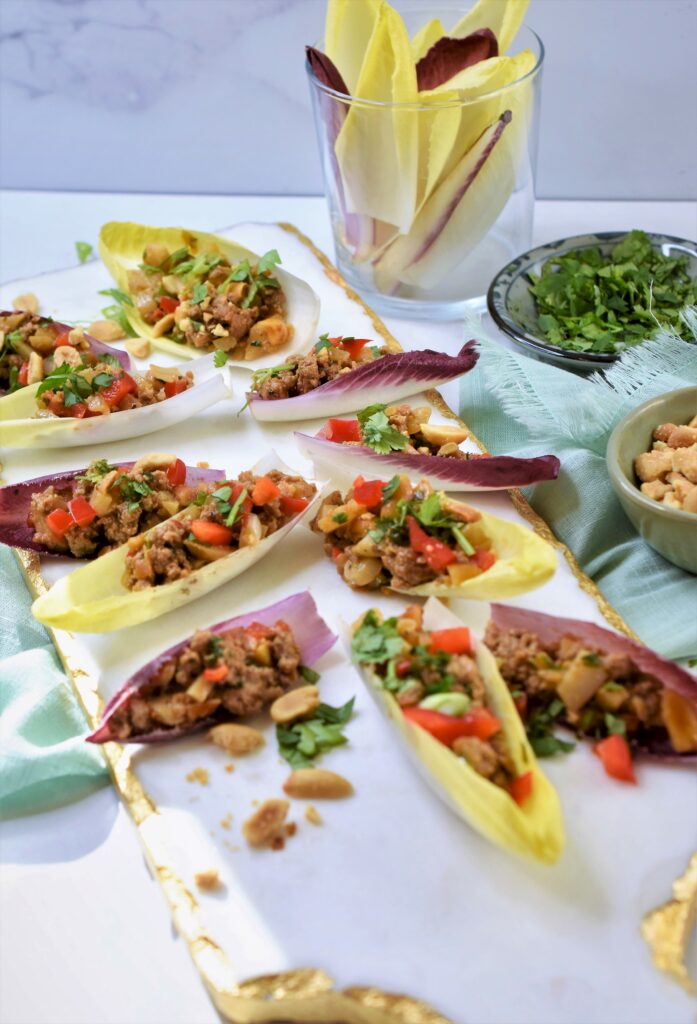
[[277, 222, 638, 643], [641, 853, 697, 995]]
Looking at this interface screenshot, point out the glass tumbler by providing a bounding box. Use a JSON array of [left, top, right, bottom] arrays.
[[307, 17, 543, 320]]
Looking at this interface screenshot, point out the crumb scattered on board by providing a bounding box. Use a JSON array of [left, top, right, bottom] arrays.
[[195, 869, 223, 892], [223, 840, 240, 853], [243, 798, 296, 851], [305, 805, 323, 826], [224, 763, 235, 773], [186, 767, 209, 786], [220, 813, 233, 830]]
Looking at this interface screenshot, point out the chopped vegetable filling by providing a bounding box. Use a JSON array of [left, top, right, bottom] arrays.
[[312, 474, 496, 589], [1, 312, 98, 393], [34, 359, 192, 419], [251, 334, 387, 401]]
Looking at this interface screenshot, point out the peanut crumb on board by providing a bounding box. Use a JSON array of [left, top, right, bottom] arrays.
[[304, 805, 323, 826], [125, 336, 151, 359], [186, 767, 209, 786], [224, 763, 235, 774], [197, 461, 210, 469], [223, 840, 240, 853], [220, 813, 233, 830], [243, 798, 296, 851], [194, 869, 222, 892]]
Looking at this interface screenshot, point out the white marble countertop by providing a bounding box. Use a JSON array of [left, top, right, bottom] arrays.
[[1, 191, 695, 1024]]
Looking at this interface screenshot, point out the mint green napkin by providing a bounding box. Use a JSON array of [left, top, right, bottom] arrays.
[[460, 310, 697, 661], [0, 546, 108, 818]]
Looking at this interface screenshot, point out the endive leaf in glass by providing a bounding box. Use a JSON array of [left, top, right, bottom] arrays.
[[98, 222, 320, 367], [452, 0, 530, 53], [334, 2, 418, 232], [349, 597, 565, 863], [0, 353, 229, 449], [31, 454, 326, 633], [324, 0, 381, 95]]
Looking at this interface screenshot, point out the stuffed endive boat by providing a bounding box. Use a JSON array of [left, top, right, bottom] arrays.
[[88, 591, 336, 743], [0, 352, 229, 449], [312, 473, 555, 598], [481, 604, 697, 782], [0, 310, 130, 396], [98, 222, 320, 367], [350, 599, 564, 862], [0, 456, 223, 557], [247, 337, 479, 422], [295, 400, 560, 491], [32, 455, 324, 632]]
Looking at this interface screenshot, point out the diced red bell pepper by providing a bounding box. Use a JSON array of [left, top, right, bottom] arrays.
[[68, 402, 88, 418], [18, 362, 29, 386], [246, 621, 272, 639], [53, 330, 72, 349], [203, 664, 228, 682], [407, 515, 456, 572], [340, 338, 369, 360], [594, 733, 637, 784], [252, 475, 281, 505], [279, 494, 310, 516], [68, 496, 97, 527], [395, 659, 413, 678], [158, 296, 180, 315], [510, 771, 534, 806], [325, 418, 361, 444], [327, 336, 343, 346], [353, 477, 385, 509], [402, 706, 502, 747], [101, 372, 137, 408], [190, 519, 233, 546], [331, 545, 343, 563], [163, 378, 188, 398], [228, 482, 253, 514], [166, 458, 187, 487], [514, 692, 528, 718], [428, 627, 472, 656], [471, 548, 496, 571], [46, 507, 74, 536]]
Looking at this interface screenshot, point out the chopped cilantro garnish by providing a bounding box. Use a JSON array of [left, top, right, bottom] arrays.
[[526, 698, 575, 758], [78, 459, 117, 484], [581, 651, 601, 666], [332, 511, 348, 524], [204, 635, 224, 667], [213, 349, 229, 368], [75, 241, 93, 264], [357, 404, 409, 454], [7, 365, 20, 393], [210, 484, 248, 527], [528, 229, 697, 354], [604, 713, 626, 735], [299, 665, 320, 684], [276, 697, 354, 768], [191, 281, 208, 305], [314, 333, 335, 353], [381, 475, 401, 500], [118, 474, 152, 511], [352, 611, 405, 664]]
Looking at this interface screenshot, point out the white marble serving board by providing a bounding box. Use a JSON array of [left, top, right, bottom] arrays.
[[1, 223, 694, 1024]]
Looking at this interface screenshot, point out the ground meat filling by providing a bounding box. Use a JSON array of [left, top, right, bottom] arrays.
[[0, 312, 94, 390], [484, 622, 677, 751], [253, 341, 389, 401], [28, 459, 199, 557], [123, 470, 316, 590], [106, 621, 301, 740], [312, 476, 495, 591], [354, 607, 516, 791], [125, 243, 289, 360], [35, 361, 193, 419]]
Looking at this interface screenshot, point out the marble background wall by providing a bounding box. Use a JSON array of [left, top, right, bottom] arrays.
[[1, 0, 695, 199]]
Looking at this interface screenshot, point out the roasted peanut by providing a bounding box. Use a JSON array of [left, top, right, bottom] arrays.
[[242, 799, 290, 848], [270, 685, 320, 724], [209, 723, 265, 756], [26, 351, 44, 385], [88, 319, 126, 342], [53, 345, 82, 368], [132, 453, 176, 474], [12, 292, 38, 314], [194, 869, 222, 891], [125, 337, 151, 359], [143, 243, 171, 267], [152, 313, 175, 337], [419, 422, 469, 446], [283, 768, 353, 800]]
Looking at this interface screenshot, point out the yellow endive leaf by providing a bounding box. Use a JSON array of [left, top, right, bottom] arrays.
[[335, 1, 418, 231], [451, 0, 530, 53], [98, 222, 319, 368], [324, 0, 381, 95], [411, 16, 445, 61], [354, 600, 565, 863]]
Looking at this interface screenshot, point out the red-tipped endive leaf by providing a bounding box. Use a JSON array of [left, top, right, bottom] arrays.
[[0, 314, 130, 396], [250, 341, 479, 422], [294, 432, 560, 492], [0, 462, 224, 556], [305, 46, 376, 257], [87, 591, 337, 744], [416, 30, 499, 90], [489, 604, 697, 762]]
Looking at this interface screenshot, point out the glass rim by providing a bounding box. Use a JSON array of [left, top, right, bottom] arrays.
[[306, 24, 544, 110]]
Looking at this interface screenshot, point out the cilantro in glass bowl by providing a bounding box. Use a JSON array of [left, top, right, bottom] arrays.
[[487, 230, 697, 372]]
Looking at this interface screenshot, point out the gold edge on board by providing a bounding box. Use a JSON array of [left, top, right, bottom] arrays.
[[9, 222, 694, 1015]]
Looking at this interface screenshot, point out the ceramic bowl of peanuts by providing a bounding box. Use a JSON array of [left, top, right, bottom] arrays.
[[607, 386, 697, 574]]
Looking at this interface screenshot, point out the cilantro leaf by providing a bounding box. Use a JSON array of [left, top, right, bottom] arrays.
[[276, 697, 354, 768], [213, 349, 229, 367], [359, 409, 409, 455], [352, 611, 405, 664], [75, 241, 93, 264], [191, 281, 208, 305], [78, 459, 117, 484]]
